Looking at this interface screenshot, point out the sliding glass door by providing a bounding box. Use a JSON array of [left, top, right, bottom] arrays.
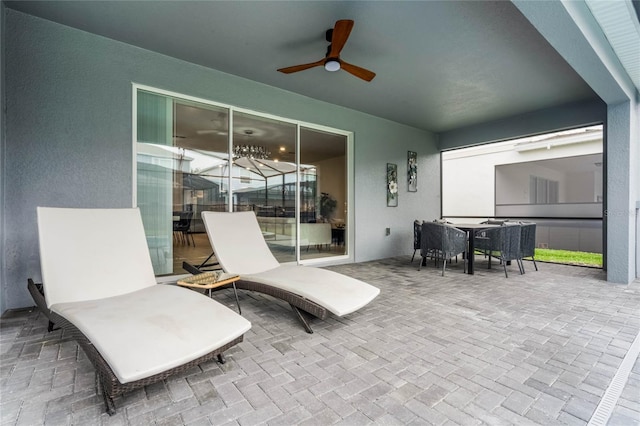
[[134, 86, 350, 275], [300, 127, 347, 260]]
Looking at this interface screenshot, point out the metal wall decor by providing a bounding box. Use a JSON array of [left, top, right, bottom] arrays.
[[387, 163, 398, 207], [408, 151, 417, 192]]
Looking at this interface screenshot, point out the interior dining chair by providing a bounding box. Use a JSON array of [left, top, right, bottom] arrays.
[[174, 211, 195, 246]]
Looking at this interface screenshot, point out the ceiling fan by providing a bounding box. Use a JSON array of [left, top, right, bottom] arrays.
[[277, 19, 376, 82]]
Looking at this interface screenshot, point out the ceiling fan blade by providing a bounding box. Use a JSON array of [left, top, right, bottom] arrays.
[[328, 19, 354, 58], [340, 60, 376, 82], [277, 59, 325, 74]]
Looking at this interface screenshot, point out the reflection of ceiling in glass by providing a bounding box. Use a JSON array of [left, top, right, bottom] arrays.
[[173, 102, 346, 164]]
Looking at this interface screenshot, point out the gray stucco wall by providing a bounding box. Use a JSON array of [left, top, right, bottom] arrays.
[[636, 101, 640, 279], [2, 10, 439, 312], [1, 2, 6, 314]]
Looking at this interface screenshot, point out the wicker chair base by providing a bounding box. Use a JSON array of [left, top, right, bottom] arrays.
[[182, 262, 328, 333], [27, 279, 56, 332], [27, 279, 243, 415], [237, 278, 328, 333]]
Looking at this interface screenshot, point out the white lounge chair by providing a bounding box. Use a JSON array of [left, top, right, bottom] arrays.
[[31, 207, 251, 414], [200, 211, 380, 333]]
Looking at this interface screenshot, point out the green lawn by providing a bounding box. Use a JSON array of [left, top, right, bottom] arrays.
[[534, 248, 602, 268]]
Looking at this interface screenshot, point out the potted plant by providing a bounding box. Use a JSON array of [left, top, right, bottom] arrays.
[[319, 192, 337, 221]]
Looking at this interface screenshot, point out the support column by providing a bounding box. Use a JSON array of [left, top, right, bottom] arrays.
[[605, 102, 634, 283]]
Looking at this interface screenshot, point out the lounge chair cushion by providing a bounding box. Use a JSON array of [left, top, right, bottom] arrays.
[[37, 207, 157, 307], [244, 265, 379, 317], [51, 284, 251, 383], [202, 211, 280, 274]]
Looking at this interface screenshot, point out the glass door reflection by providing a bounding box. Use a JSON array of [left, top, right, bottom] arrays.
[[299, 127, 347, 261], [231, 112, 297, 263]]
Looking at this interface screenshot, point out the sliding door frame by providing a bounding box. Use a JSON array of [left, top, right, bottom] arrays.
[[132, 83, 354, 273]]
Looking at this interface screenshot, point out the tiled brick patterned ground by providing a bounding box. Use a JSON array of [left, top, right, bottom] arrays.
[[1, 257, 638, 425]]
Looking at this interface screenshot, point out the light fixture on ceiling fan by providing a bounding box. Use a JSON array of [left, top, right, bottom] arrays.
[[277, 19, 376, 82]]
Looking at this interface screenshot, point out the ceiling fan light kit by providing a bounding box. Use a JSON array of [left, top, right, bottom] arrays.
[[278, 19, 375, 82], [324, 59, 340, 72]]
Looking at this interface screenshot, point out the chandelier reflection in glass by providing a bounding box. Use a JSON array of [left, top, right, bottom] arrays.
[[232, 145, 271, 160]]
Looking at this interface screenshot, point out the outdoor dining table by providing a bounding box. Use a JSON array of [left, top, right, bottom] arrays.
[[452, 223, 501, 275]]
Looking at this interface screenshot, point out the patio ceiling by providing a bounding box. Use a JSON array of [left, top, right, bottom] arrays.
[[5, 1, 606, 133]]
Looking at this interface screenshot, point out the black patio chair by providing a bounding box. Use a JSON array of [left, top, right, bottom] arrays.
[[474, 223, 523, 278], [411, 220, 421, 263], [519, 222, 538, 272], [418, 221, 466, 276]]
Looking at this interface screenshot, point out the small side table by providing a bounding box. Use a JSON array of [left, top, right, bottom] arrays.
[[177, 271, 242, 314]]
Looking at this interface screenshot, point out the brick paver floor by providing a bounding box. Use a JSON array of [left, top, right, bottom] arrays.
[[1, 256, 639, 425]]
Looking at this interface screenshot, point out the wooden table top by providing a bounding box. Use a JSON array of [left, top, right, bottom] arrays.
[[177, 271, 239, 290]]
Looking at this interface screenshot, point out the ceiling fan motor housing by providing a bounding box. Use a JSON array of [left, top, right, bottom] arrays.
[[325, 28, 333, 42]]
